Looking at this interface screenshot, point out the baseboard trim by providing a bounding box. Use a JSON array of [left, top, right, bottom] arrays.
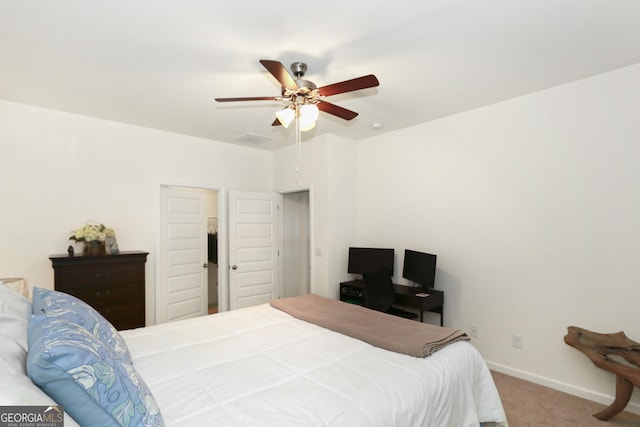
[[486, 361, 640, 416]]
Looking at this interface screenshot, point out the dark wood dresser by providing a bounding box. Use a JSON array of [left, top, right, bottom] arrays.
[[49, 251, 148, 330]]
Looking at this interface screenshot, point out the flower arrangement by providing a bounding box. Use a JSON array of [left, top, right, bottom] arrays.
[[69, 222, 116, 244]]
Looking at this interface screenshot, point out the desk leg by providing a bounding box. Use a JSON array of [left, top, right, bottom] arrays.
[[420, 309, 424, 323], [440, 308, 443, 327]]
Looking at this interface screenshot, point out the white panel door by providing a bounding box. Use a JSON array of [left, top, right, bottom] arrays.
[[158, 186, 208, 323], [228, 191, 278, 310]]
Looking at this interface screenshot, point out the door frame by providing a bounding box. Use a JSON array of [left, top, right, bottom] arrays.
[[155, 182, 228, 325]]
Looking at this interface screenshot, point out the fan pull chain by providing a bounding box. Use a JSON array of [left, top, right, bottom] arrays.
[[296, 104, 303, 187]]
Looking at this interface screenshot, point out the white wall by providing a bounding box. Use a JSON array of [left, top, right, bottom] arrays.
[[356, 63, 640, 411], [0, 100, 272, 324]]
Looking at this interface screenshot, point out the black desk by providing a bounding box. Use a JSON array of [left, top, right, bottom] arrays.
[[339, 280, 444, 326]]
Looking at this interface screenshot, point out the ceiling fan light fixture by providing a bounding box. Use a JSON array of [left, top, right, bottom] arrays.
[[300, 120, 316, 132], [276, 106, 295, 128], [299, 103, 319, 131]]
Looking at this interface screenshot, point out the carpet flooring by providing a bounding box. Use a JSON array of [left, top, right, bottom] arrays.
[[492, 371, 640, 426]]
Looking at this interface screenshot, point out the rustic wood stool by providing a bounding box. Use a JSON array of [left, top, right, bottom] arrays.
[[564, 326, 640, 420]]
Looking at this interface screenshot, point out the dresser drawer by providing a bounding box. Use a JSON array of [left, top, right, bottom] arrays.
[[54, 263, 143, 288], [90, 299, 145, 331], [61, 282, 142, 305]]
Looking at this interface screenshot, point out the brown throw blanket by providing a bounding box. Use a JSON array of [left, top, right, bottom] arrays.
[[270, 294, 469, 358]]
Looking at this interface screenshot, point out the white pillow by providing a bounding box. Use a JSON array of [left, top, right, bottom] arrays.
[[0, 278, 29, 298], [0, 283, 31, 349], [0, 334, 27, 376]]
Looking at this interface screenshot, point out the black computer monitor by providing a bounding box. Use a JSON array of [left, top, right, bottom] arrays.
[[347, 247, 394, 277], [402, 249, 437, 290]]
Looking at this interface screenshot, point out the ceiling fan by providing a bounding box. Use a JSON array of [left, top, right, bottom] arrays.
[[215, 60, 380, 130]]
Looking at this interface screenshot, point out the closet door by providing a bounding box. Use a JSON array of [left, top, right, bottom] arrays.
[[228, 190, 278, 310], [157, 186, 208, 323]]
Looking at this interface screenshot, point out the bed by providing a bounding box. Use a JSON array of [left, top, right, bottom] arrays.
[[0, 283, 508, 426]]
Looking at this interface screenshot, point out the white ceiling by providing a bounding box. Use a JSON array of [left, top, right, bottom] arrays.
[[1, 1, 639, 150]]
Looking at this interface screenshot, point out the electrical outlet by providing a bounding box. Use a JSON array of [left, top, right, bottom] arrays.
[[469, 324, 479, 338], [512, 334, 523, 349]]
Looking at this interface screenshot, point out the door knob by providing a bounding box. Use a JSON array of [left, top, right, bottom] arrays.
[[231, 265, 238, 270], [203, 263, 208, 268]]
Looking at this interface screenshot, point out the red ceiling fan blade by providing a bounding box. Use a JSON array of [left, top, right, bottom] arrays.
[[317, 101, 359, 121], [317, 74, 379, 97], [259, 60, 299, 91], [215, 96, 280, 102]]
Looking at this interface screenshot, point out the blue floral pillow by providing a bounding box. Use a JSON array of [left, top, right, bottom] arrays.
[[27, 314, 164, 427], [32, 287, 131, 363]]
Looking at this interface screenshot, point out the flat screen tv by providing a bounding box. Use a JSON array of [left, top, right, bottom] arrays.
[[402, 249, 437, 290], [347, 247, 394, 277]]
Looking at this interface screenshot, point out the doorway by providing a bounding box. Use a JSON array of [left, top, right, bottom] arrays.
[[281, 190, 311, 297], [205, 191, 219, 315]]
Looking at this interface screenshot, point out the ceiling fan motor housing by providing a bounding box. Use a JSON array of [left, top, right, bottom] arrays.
[[284, 79, 317, 97], [290, 62, 307, 78]]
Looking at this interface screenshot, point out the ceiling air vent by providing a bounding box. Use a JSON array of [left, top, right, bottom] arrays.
[[235, 133, 273, 144]]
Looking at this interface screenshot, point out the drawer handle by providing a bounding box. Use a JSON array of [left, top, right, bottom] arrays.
[[96, 290, 111, 298], [94, 272, 112, 278]]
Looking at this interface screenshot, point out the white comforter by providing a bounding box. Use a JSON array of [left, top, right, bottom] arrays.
[[121, 304, 507, 427]]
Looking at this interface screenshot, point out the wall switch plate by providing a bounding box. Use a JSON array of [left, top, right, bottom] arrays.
[[512, 334, 523, 349], [469, 325, 479, 338]]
